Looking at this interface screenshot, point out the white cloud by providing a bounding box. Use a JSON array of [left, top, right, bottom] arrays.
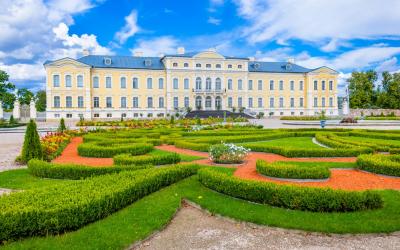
[[234, 0, 400, 46], [210, 0, 224, 5], [208, 17, 221, 25], [114, 10, 140, 44], [375, 57, 399, 72], [0, 62, 45, 81], [130, 36, 178, 56]]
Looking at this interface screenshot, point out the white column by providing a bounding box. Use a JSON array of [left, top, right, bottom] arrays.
[[13, 101, 20, 119], [30, 100, 37, 119], [0, 101, 3, 119], [342, 98, 349, 115]]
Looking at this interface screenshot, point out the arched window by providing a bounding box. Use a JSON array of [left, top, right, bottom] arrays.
[[184, 78, 189, 89], [147, 78, 153, 89], [215, 96, 222, 110], [205, 96, 212, 108], [132, 78, 138, 89], [147, 97, 153, 108], [215, 78, 221, 90], [196, 77, 202, 90], [195, 96, 202, 110], [206, 77, 212, 90], [173, 78, 179, 89], [77, 75, 83, 87], [228, 79, 232, 90]]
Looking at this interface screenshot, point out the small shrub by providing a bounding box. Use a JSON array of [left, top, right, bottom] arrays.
[[256, 160, 330, 179], [58, 118, 67, 132], [20, 119, 43, 163], [9, 115, 15, 124]]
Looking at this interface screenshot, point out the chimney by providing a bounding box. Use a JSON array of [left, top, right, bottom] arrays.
[[134, 51, 143, 57], [177, 47, 185, 55], [287, 58, 295, 64], [83, 49, 90, 56]]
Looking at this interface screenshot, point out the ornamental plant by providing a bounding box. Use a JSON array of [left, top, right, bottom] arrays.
[[20, 119, 43, 163], [209, 142, 250, 164], [58, 118, 67, 132]]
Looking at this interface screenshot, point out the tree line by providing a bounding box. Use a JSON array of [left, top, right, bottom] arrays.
[[348, 70, 400, 109], [0, 70, 46, 112]]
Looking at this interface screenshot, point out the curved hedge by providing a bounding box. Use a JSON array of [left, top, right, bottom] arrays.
[[198, 168, 383, 212], [357, 154, 400, 177], [390, 148, 400, 154], [174, 140, 210, 152], [77, 142, 153, 158], [113, 153, 180, 166], [256, 160, 330, 179], [27, 159, 152, 180], [0, 164, 200, 242]]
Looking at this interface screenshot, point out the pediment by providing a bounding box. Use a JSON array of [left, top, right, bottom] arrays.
[[193, 51, 225, 59], [44, 58, 90, 68], [310, 66, 338, 74]]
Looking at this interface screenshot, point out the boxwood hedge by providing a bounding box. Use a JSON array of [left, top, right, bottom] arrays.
[[256, 160, 330, 179], [174, 140, 210, 152], [0, 164, 200, 242], [77, 142, 153, 158], [198, 167, 383, 212], [27, 159, 152, 180], [357, 154, 400, 177], [113, 152, 181, 166]]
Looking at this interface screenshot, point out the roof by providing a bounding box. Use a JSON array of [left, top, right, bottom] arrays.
[[75, 55, 165, 70], [164, 51, 249, 60], [248, 61, 311, 73]]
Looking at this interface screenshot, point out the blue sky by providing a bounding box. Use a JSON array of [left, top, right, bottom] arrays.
[[1, 0, 400, 95]]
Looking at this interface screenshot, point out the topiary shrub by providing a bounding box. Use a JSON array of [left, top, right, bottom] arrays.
[[58, 118, 67, 132], [20, 119, 43, 163], [256, 160, 330, 179], [9, 115, 15, 124]]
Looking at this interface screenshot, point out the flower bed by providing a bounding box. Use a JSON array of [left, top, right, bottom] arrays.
[[198, 167, 383, 212], [41, 132, 72, 161], [256, 160, 330, 179], [357, 154, 400, 177], [209, 143, 250, 164]]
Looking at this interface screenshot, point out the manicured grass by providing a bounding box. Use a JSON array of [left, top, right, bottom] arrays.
[[0, 169, 73, 190], [241, 137, 323, 149], [148, 149, 204, 162], [2, 175, 400, 249]]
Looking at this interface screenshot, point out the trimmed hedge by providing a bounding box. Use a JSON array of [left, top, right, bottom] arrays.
[[256, 160, 330, 179], [357, 154, 400, 177], [174, 140, 210, 152], [390, 148, 400, 154], [27, 159, 152, 180], [113, 152, 181, 166], [77, 142, 153, 158], [198, 168, 383, 212], [0, 164, 200, 242]]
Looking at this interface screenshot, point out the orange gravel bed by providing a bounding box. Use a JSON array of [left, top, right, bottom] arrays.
[[52, 137, 113, 167]]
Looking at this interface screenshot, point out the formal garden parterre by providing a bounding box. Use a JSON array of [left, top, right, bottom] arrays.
[[1, 119, 400, 248]]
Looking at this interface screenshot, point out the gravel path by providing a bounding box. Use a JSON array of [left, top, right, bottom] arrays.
[[0, 133, 26, 172], [132, 203, 400, 250]]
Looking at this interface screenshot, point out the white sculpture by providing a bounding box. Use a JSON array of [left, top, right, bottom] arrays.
[[13, 100, 20, 119], [30, 100, 37, 119]]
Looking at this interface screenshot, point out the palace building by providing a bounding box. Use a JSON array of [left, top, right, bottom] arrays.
[[44, 48, 339, 120]]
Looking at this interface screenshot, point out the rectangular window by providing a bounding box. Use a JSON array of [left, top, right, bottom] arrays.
[[184, 78, 189, 89], [106, 76, 112, 88], [238, 97, 242, 108], [53, 96, 60, 108], [269, 80, 274, 90], [279, 80, 284, 90], [78, 96, 84, 108], [93, 76, 99, 88], [299, 98, 304, 107], [93, 97, 99, 108], [329, 81, 333, 91], [314, 80, 318, 90], [147, 78, 152, 89], [106, 97, 112, 108], [248, 80, 253, 90], [322, 81, 326, 91], [173, 97, 179, 108], [238, 80, 243, 90], [279, 97, 284, 108], [299, 81, 304, 91], [159, 97, 164, 108], [258, 98, 263, 108], [121, 97, 127, 108], [77, 75, 83, 87], [228, 97, 232, 108], [133, 97, 139, 108], [147, 97, 153, 108], [93, 113, 99, 118], [290, 81, 294, 91], [290, 98, 294, 108], [322, 97, 326, 107], [184, 97, 189, 107], [120, 77, 126, 89], [173, 78, 179, 89], [248, 97, 253, 108], [66, 96, 72, 108], [66, 114, 72, 118], [132, 78, 138, 89], [107, 113, 112, 118], [258, 80, 263, 90], [158, 78, 164, 89], [228, 79, 233, 90], [270, 97, 274, 108], [65, 75, 72, 87], [314, 97, 318, 107], [53, 75, 60, 87], [329, 97, 333, 107]]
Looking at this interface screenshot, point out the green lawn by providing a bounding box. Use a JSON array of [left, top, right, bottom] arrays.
[[1, 171, 400, 249], [148, 149, 204, 162], [241, 137, 323, 149]]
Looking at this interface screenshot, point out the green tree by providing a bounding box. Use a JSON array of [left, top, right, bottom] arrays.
[[17, 88, 34, 105], [35, 90, 46, 112], [58, 118, 67, 132], [21, 119, 43, 163], [0, 70, 16, 110], [348, 71, 377, 108], [376, 72, 400, 109]]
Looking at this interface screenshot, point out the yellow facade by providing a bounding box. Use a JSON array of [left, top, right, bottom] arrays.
[[44, 50, 338, 120]]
